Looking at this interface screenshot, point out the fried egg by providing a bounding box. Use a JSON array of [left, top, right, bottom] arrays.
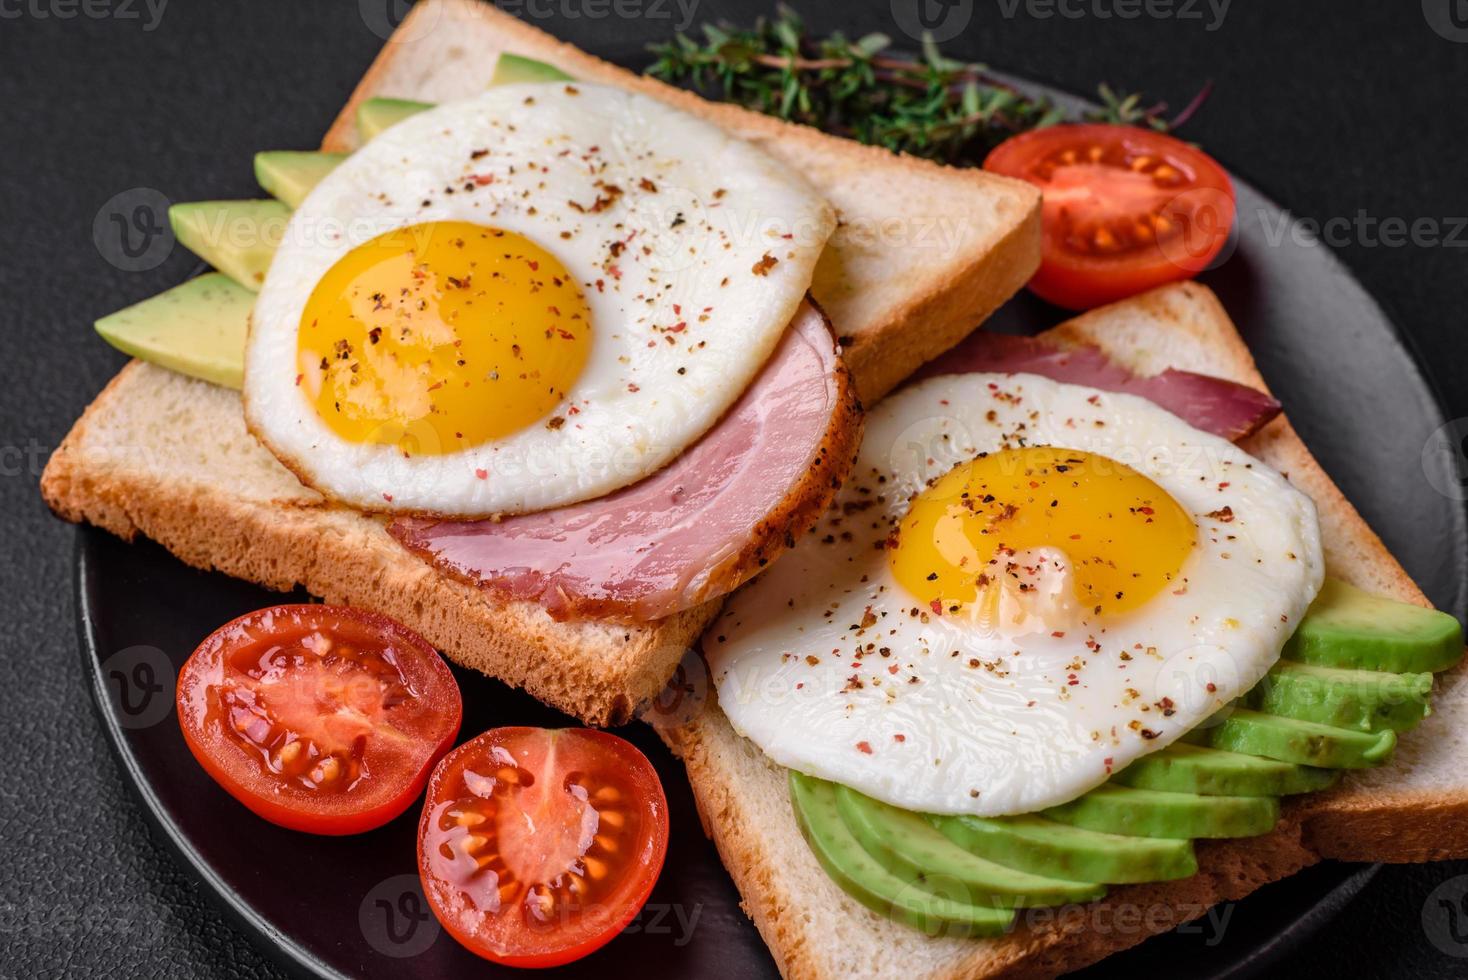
[[707, 372, 1324, 816], [245, 83, 834, 516]]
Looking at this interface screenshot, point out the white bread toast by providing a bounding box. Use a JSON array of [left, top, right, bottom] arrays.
[[39, 0, 1040, 726], [662, 281, 1468, 979]]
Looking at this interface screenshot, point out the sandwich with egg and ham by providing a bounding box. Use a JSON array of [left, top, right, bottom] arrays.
[[42, 0, 1045, 724], [668, 282, 1466, 979]]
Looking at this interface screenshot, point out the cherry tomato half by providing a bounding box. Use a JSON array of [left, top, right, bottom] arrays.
[[176, 604, 462, 835], [418, 727, 670, 968], [985, 123, 1236, 310]]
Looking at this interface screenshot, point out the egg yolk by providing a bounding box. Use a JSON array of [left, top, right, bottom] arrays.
[[296, 221, 591, 456], [889, 446, 1195, 621]]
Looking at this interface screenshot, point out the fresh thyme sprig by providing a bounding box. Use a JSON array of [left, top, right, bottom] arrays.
[[646, 6, 1209, 166]]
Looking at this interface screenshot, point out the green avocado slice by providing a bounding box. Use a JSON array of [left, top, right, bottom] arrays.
[[355, 97, 434, 142], [491, 52, 573, 85], [1249, 660, 1433, 733], [1112, 742, 1339, 797], [169, 199, 290, 292], [929, 812, 1198, 884], [1206, 708, 1397, 769], [1042, 784, 1279, 839], [253, 151, 348, 208], [789, 773, 1015, 937], [1284, 578, 1464, 673], [94, 273, 251, 389], [833, 785, 1105, 908]]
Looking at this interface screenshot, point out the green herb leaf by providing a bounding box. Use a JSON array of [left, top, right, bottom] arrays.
[[645, 9, 1205, 165]]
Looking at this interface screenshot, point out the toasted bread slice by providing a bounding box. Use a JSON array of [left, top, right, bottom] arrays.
[[40, 0, 1040, 725], [663, 281, 1468, 979]]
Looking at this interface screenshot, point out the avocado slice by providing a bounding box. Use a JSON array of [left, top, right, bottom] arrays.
[[1249, 660, 1433, 733], [929, 812, 1198, 884], [1207, 707, 1397, 769], [789, 774, 1015, 937], [94, 273, 251, 388], [356, 97, 433, 142], [1042, 784, 1279, 839], [491, 52, 573, 85], [253, 151, 348, 208], [1285, 578, 1464, 674], [833, 785, 1105, 908], [1112, 742, 1339, 797], [169, 199, 290, 292]]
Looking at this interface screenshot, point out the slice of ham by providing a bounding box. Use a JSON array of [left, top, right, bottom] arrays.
[[913, 331, 1281, 442], [390, 300, 861, 624]]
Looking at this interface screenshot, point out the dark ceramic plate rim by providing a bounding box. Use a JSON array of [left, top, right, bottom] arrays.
[[73, 43, 1466, 980]]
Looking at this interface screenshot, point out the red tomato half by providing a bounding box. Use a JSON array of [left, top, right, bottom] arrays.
[[418, 727, 670, 968], [176, 604, 462, 835], [985, 123, 1236, 310]]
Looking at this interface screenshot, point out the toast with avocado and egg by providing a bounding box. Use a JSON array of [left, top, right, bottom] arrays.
[[661, 280, 1468, 979], [39, 0, 1041, 726]]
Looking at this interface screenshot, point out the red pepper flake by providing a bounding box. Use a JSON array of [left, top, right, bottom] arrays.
[[1137, 506, 1155, 515], [1104, 756, 1114, 773], [1206, 506, 1236, 523], [470, 173, 495, 185], [382, 493, 393, 502], [639, 177, 658, 193], [1206, 682, 1218, 693], [855, 741, 873, 755], [928, 598, 944, 616], [474, 468, 487, 480], [627, 382, 640, 393], [751, 252, 778, 276], [294, 373, 303, 386]]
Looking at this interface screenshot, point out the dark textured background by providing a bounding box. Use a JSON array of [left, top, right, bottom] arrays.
[[4, 1, 1468, 977]]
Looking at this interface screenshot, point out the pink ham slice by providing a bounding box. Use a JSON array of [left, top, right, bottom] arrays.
[[390, 300, 861, 624], [914, 331, 1281, 442]]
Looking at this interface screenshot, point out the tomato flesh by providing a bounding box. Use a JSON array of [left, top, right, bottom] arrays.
[[419, 727, 669, 967], [177, 604, 462, 835], [985, 123, 1236, 310]]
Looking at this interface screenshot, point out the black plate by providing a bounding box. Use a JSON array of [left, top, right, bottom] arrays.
[[75, 47, 1467, 980]]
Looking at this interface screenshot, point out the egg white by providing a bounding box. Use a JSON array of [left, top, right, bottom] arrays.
[[245, 83, 834, 515], [707, 372, 1324, 817]]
